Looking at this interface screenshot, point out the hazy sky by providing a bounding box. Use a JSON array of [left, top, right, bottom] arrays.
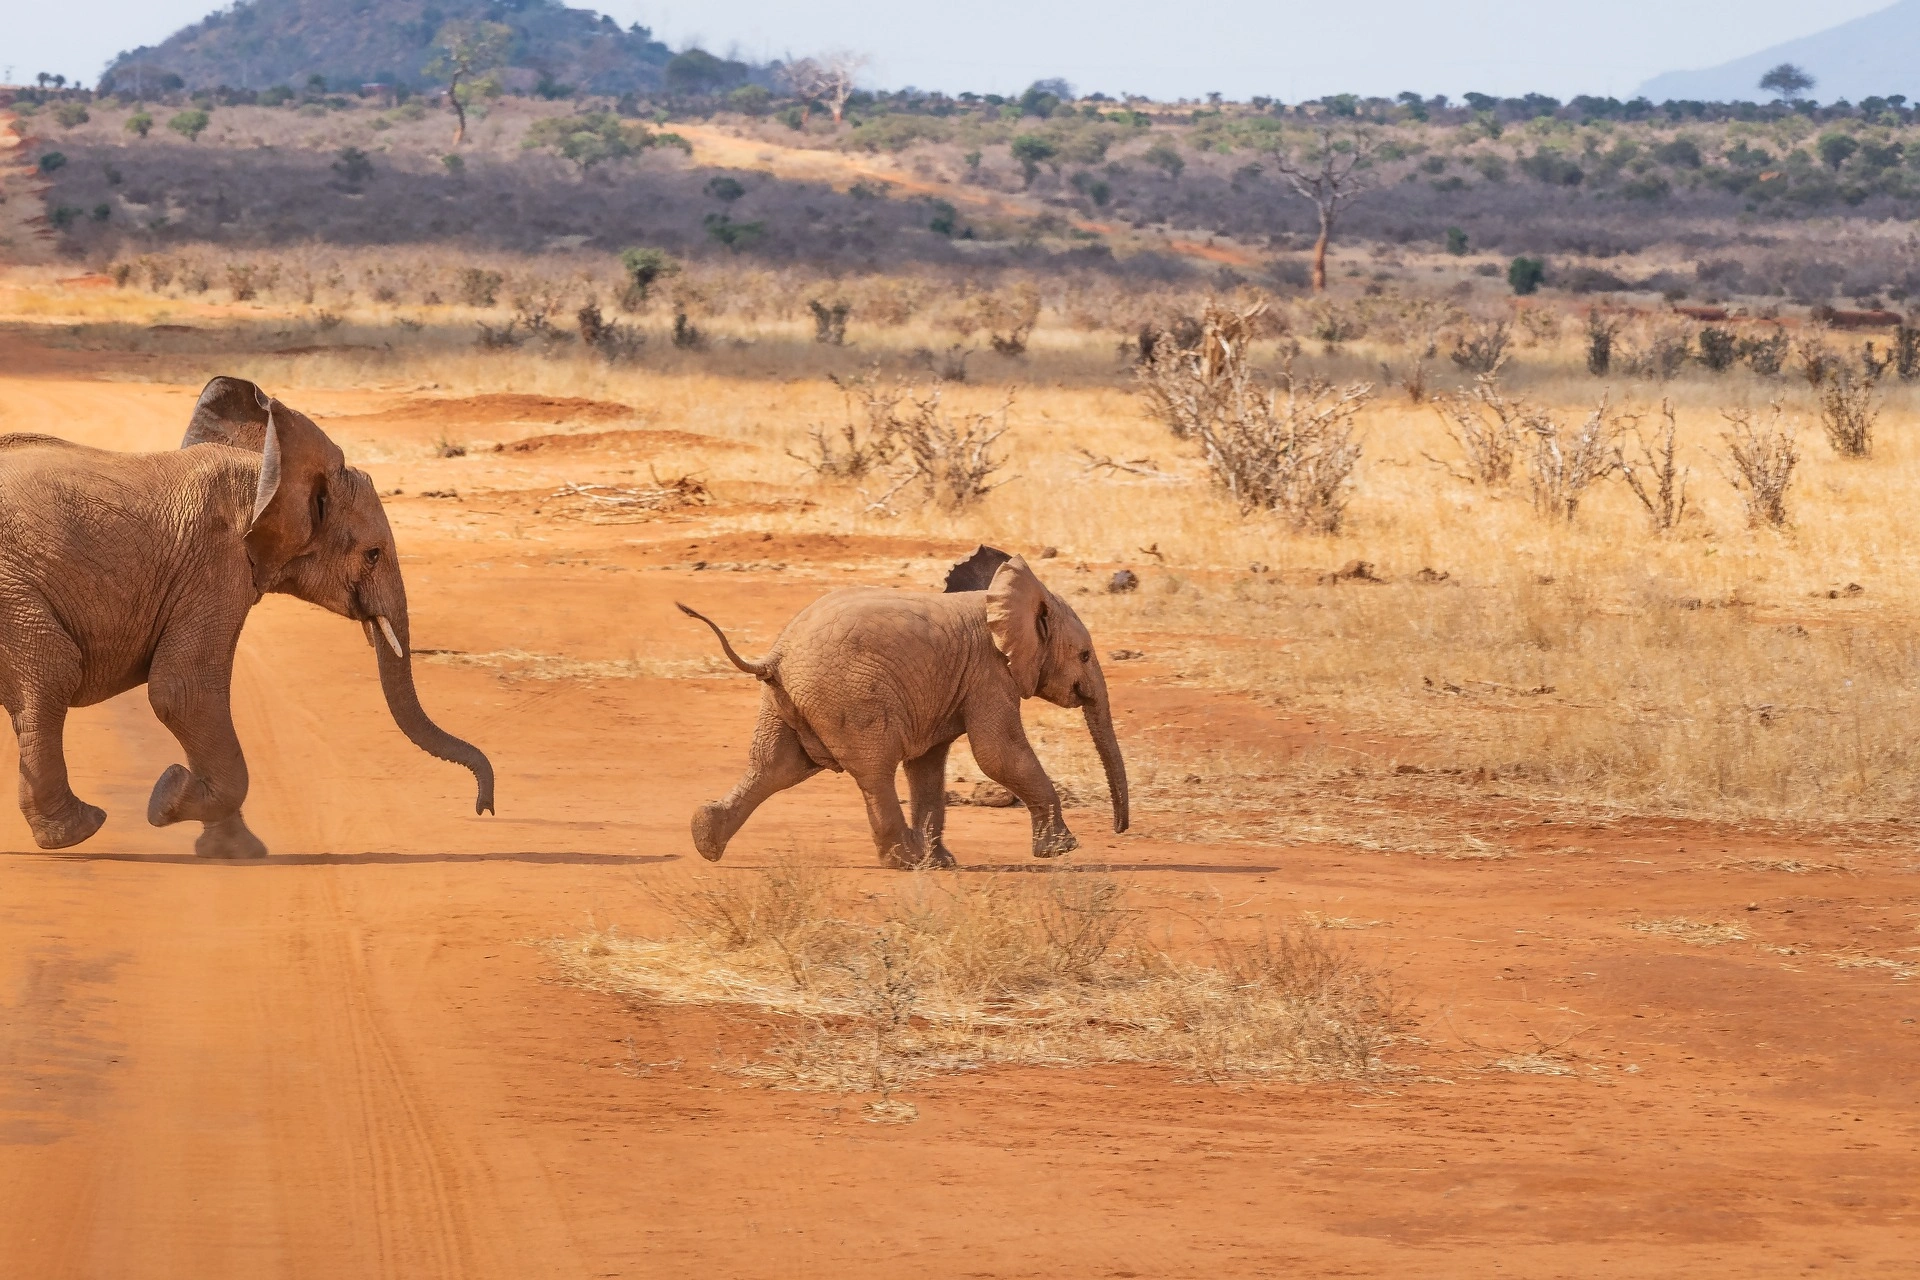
[[6, 0, 1893, 100]]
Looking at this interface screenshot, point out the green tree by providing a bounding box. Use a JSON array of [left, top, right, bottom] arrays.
[[423, 20, 511, 146], [618, 247, 680, 306], [1508, 256, 1546, 295], [1009, 134, 1058, 186], [1817, 133, 1859, 170], [53, 102, 90, 128], [167, 109, 210, 142], [125, 109, 153, 138]]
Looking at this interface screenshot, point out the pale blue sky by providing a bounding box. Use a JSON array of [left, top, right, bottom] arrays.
[[6, 0, 1892, 101]]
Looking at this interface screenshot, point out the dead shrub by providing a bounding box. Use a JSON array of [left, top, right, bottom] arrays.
[[790, 367, 907, 479], [807, 298, 851, 345], [1139, 299, 1367, 530], [554, 863, 1410, 1094], [1431, 367, 1528, 485], [1614, 399, 1691, 531], [1721, 405, 1799, 527], [865, 387, 1015, 513], [1447, 318, 1510, 373], [1524, 395, 1621, 522], [1817, 365, 1879, 458]]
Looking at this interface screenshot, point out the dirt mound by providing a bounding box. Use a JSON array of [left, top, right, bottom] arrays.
[[499, 428, 748, 455], [342, 393, 637, 428]]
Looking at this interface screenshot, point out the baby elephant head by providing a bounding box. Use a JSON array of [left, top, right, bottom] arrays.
[[950, 545, 1129, 834], [183, 376, 494, 815]]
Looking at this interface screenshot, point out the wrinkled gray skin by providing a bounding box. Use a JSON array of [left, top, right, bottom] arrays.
[[0, 376, 494, 858], [680, 546, 1129, 869]]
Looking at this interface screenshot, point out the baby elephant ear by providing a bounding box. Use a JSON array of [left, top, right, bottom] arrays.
[[182, 376, 273, 451], [944, 544, 1013, 593], [985, 555, 1049, 698]]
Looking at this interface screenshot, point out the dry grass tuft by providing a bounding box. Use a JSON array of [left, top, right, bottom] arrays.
[[554, 858, 1411, 1095], [1630, 917, 1749, 946]]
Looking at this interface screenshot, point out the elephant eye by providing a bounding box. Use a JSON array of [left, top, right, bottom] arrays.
[[364, 546, 382, 565], [1079, 649, 1091, 663]]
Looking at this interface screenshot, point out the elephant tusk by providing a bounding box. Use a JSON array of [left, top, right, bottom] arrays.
[[375, 615, 405, 658], [363, 620, 377, 649]]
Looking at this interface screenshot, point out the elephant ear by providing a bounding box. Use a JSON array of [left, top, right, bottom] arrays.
[[182, 376, 272, 451], [985, 555, 1050, 698], [944, 544, 1013, 593], [243, 398, 347, 590]]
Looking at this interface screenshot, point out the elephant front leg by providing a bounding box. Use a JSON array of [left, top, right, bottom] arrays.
[[146, 667, 263, 859], [903, 742, 957, 869], [11, 704, 106, 850], [966, 715, 1077, 859]]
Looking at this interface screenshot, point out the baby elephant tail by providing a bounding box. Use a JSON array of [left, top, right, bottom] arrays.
[[676, 603, 773, 681]]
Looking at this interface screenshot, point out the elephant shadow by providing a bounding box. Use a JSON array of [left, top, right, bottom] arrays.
[[955, 860, 1281, 875], [18, 850, 683, 867]]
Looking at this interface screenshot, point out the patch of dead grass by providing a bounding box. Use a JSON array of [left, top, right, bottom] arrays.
[[1630, 917, 1749, 946], [554, 857, 1412, 1096]]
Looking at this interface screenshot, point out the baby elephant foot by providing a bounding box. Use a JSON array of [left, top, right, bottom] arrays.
[[878, 830, 931, 871], [691, 803, 730, 862], [27, 799, 107, 850], [195, 813, 267, 860], [1031, 826, 1080, 859], [925, 839, 958, 870]]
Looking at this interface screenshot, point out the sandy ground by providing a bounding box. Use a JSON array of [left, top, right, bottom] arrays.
[[0, 335, 1917, 1278]]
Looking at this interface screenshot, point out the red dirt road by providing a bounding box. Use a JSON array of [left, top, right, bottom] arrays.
[[2, 359, 1917, 1277]]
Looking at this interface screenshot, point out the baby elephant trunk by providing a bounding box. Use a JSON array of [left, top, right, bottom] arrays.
[[1080, 665, 1130, 834], [367, 607, 496, 815]]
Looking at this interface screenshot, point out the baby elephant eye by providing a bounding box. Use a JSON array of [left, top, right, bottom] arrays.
[[364, 546, 382, 564], [1079, 649, 1092, 663]]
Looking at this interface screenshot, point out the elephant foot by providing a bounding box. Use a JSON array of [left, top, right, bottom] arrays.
[[878, 830, 931, 870], [195, 813, 267, 860], [691, 803, 729, 862], [1031, 827, 1079, 859], [147, 763, 200, 827], [925, 839, 957, 870], [27, 799, 107, 850]]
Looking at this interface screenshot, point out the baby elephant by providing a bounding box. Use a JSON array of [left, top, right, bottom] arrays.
[[679, 546, 1129, 869]]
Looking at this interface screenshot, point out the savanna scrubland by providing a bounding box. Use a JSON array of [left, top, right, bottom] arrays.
[[1, 83, 1917, 1276]]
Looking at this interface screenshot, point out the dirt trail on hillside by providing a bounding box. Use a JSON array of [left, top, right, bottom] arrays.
[[672, 122, 1263, 267], [1, 342, 1917, 1278]]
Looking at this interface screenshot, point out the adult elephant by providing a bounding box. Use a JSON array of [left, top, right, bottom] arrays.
[[0, 376, 493, 857], [678, 545, 1128, 869]]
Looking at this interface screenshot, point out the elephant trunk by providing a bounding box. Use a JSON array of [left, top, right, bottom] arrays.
[[1081, 667, 1129, 834], [368, 607, 496, 815]]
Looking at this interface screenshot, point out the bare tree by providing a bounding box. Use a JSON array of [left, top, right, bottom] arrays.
[[1615, 400, 1691, 531], [1268, 125, 1378, 293], [785, 51, 869, 126], [424, 21, 511, 146]]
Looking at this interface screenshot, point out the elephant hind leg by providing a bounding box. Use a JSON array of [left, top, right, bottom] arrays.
[[903, 742, 957, 869], [12, 701, 106, 850], [852, 766, 928, 871], [694, 697, 821, 861]]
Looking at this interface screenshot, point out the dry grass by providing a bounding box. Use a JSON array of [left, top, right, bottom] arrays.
[[1630, 918, 1749, 946], [554, 858, 1411, 1095]]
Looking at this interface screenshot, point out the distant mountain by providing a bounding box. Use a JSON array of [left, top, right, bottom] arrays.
[[99, 0, 714, 96], [1640, 2, 1920, 103]]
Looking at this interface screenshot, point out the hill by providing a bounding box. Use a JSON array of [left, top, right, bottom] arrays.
[[98, 0, 699, 96], [1639, 2, 1920, 103]]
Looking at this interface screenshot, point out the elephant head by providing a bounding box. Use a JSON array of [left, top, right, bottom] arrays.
[[183, 376, 495, 814], [950, 545, 1129, 835]]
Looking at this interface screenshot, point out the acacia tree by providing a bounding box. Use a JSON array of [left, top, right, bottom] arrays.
[[785, 50, 868, 126], [424, 20, 511, 146], [1759, 63, 1815, 101], [1269, 125, 1378, 293]]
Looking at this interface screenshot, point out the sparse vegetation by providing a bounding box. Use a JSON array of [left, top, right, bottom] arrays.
[[556, 860, 1410, 1093]]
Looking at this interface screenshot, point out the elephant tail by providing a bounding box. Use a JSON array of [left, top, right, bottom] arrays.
[[676, 603, 773, 681]]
